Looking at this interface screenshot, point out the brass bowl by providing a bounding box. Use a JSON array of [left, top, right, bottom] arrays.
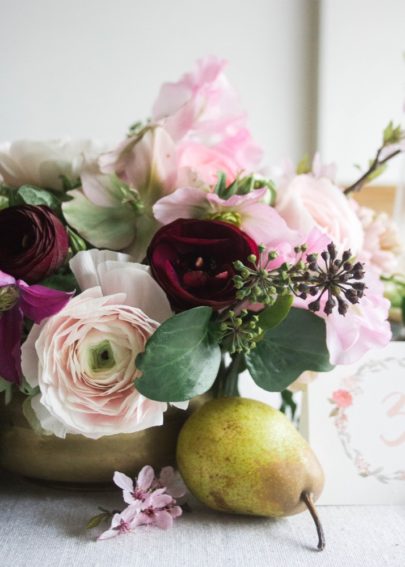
[[0, 393, 209, 486]]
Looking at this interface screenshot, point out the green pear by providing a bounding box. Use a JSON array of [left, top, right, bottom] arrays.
[[177, 397, 325, 550]]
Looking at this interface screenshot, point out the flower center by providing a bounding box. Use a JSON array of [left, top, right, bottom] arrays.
[[88, 340, 116, 372], [0, 285, 20, 312], [180, 255, 229, 290], [206, 211, 242, 227]]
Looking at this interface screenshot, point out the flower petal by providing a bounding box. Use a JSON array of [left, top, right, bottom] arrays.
[[19, 283, 72, 323], [113, 471, 134, 493], [137, 465, 155, 491]]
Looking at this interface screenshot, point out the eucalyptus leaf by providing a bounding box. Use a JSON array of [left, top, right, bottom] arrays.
[[17, 185, 60, 210], [245, 308, 333, 392], [136, 307, 221, 402], [258, 294, 293, 331]]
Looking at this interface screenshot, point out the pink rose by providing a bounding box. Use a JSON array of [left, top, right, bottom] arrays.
[[276, 175, 364, 254], [331, 389, 353, 408]]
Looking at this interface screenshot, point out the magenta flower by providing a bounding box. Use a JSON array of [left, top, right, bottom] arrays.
[[0, 270, 72, 384]]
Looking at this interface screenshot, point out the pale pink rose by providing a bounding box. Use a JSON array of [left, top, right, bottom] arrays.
[[153, 186, 297, 247], [276, 174, 364, 254], [331, 389, 353, 408], [152, 56, 245, 142], [353, 202, 402, 274], [21, 288, 170, 439]]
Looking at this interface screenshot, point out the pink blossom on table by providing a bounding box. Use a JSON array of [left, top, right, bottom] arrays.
[[155, 466, 187, 500], [276, 174, 364, 254], [113, 467, 157, 509], [133, 498, 182, 530], [98, 507, 138, 540], [0, 271, 72, 384], [153, 186, 297, 248], [353, 201, 402, 274], [151, 56, 246, 143], [331, 389, 353, 408]]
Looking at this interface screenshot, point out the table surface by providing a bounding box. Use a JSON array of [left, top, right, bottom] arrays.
[[1, 471, 404, 567]]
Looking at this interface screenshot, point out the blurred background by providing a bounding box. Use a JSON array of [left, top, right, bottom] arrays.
[[1, 0, 404, 184]]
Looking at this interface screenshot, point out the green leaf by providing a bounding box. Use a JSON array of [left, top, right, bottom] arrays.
[[245, 308, 333, 392], [17, 185, 60, 210], [67, 226, 87, 254], [40, 271, 78, 292], [0, 195, 9, 210], [258, 294, 293, 331], [296, 154, 311, 175], [136, 307, 221, 401], [86, 512, 110, 530], [214, 172, 228, 199], [383, 121, 402, 145]]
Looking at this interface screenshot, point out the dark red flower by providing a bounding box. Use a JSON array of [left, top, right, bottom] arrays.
[[0, 205, 69, 284], [147, 219, 258, 310]]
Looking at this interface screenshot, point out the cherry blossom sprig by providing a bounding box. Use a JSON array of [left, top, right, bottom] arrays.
[[87, 465, 187, 540]]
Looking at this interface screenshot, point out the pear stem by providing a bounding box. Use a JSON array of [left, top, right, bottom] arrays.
[[301, 491, 325, 551]]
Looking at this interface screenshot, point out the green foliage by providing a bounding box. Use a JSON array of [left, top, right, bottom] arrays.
[[245, 308, 333, 392], [258, 294, 293, 330], [16, 185, 61, 211], [86, 511, 111, 529], [213, 172, 228, 198], [383, 121, 403, 145], [40, 270, 78, 292], [136, 307, 221, 401], [296, 154, 311, 175], [67, 227, 88, 254]]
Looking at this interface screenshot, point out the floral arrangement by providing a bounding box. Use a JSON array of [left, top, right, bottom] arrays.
[[0, 56, 403, 438]]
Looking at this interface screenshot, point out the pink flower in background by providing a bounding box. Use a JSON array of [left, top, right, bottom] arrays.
[[276, 174, 364, 254], [176, 128, 263, 186], [353, 201, 402, 274], [331, 389, 353, 408], [0, 271, 72, 384], [152, 56, 246, 142]]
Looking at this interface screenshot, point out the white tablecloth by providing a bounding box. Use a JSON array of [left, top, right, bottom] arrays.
[[1, 471, 404, 567]]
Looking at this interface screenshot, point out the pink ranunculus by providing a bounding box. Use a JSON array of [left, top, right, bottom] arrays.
[[331, 389, 353, 408], [276, 174, 364, 255], [151, 56, 246, 143], [21, 287, 173, 438]]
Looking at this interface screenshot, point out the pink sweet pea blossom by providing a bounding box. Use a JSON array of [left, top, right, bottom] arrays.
[[152, 56, 246, 142], [0, 271, 72, 384], [153, 187, 297, 248]]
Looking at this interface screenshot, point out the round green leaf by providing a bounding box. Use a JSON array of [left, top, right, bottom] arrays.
[[136, 306, 221, 402]]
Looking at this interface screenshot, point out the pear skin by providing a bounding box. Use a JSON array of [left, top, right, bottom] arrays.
[[177, 397, 325, 549]]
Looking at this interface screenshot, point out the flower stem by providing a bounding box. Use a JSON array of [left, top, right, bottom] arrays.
[[343, 147, 402, 195], [301, 491, 325, 551]]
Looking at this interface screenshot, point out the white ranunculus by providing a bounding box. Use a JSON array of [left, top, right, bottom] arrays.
[[0, 139, 103, 191]]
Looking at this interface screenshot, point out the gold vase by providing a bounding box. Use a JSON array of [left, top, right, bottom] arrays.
[[0, 393, 208, 486]]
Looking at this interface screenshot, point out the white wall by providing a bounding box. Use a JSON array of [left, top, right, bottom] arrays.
[[0, 0, 318, 165], [318, 0, 405, 185]]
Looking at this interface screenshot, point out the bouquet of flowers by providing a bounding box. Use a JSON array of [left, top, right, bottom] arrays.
[[0, 56, 403, 441]]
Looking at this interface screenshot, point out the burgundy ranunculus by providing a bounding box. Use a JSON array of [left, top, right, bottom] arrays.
[[0, 205, 69, 284], [147, 218, 259, 310]]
